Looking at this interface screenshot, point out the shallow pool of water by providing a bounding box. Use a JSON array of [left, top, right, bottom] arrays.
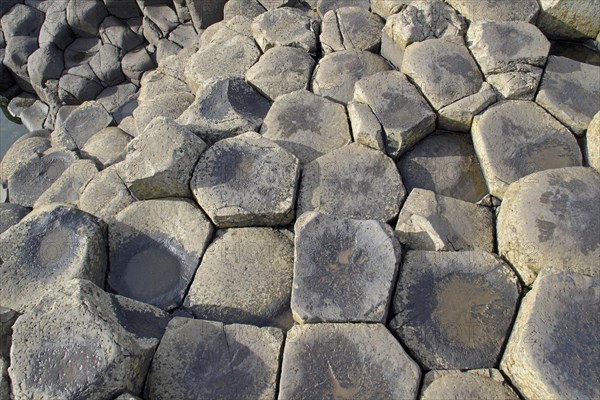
[[1, 100, 29, 161]]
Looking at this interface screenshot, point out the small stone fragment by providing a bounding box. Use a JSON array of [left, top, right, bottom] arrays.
[[347, 101, 384, 151], [486, 65, 543, 101]]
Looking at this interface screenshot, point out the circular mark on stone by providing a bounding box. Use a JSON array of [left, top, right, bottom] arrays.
[[37, 227, 72, 266]]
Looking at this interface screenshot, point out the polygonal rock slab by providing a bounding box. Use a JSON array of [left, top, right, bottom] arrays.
[[445, 0, 540, 23], [51, 101, 114, 150], [133, 92, 195, 134], [245, 46, 316, 101], [292, 212, 400, 323], [224, 0, 266, 20], [347, 101, 385, 151], [252, 7, 319, 53], [536, 0, 600, 40], [586, 111, 600, 172], [402, 38, 483, 110], [279, 323, 421, 400], [121, 117, 207, 199], [317, 0, 369, 18], [177, 78, 271, 145], [536, 55, 600, 136], [320, 7, 384, 54], [0, 204, 106, 313], [184, 228, 293, 325], [0, 136, 51, 184], [260, 90, 351, 164], [438, 82, 497, 132], [472, 101, 582, 198], [81, 126, 132, 168], [486, 65, 543, 101], [396, 189, 495, 252], [390, 250, 521, 369], [354, 71, 436, 158], [79, 165, 135, 222], [501, 271, 600, 399], [421, 369, 519, 400], [191, 132, 300, 227], [497, 167, 600, 285], [145, 318, 283, 400], [311, 49, 392, 104], [297, 143, 406, 222], [109, 199, 214, 310], [8, 279, 168, 400], [138, 70, 190, 104], [0, 203, 30, 235], [33, 159, 98, 208]]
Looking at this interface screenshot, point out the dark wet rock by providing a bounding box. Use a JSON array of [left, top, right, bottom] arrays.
[[1, 4, 44, 40], [109, 198, 213, 310], [33, 159, 98, 208], [298, 143, 406, 222], [9, 279, 168, 400], [224, 0, 266, 20], [122, 47, 156, 84], [472, 101, 582, 199], [66, 0, 109, 38], [320, 7, 383, 54], [103, 0, 142, 19], [421, 369, 519, 400], [133, 92, 194, 134], [0, 307, 18, 359], [390, 250, 521, 369], [0, 203, 30, 235], [52, 101, 114, 150], [279, 323, 421, 399], [347, 101, 385, 151], [39, 1, 75, 50], [252, 7, 319, 54], [79, 165, 135, 221], [586, 111, 600, 172], [445, 0, 540, 23], [438, 83, 497, 132], [63, 37, 101, 68], [185, 228, 293, 325], [19, 100, 49, 131], [27, 44, 64, 97], [536, 0, 600, 40], [90, 44, 125, 86], [3, 35, 38, 92], [81, 126, 132, 168], [497, 167, 600, 285], [0, 358, 9, 400], [144, 5, 179, 36], [187, 0, 228, 30]]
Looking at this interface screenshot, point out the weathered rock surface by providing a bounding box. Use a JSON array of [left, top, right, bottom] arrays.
[[586, 111, 600, 172], [185, 228, 293, 325], [81, 127, 133, 168], [297, 143, 406, 222], [279, 323, 421, 399], [133, 92, 194, 134], [67, 0, 108, 38], [252, 7, 319, 53], [486, 65, 543, 101], [438, 83, 497, 132], [536, 0, 600, 40], [191, 132, 300, 227], [33, 159, 99, 208], [497, 167, 600, 285], [138, 70, 190, 103], [0, 307, 19, 359], [390, 250, 521, 369], [317, 0, 369, 18], [0, 203, 30, 235], [0, 136, 51, 184], [52, 101, 114, 150], [445, 0, 540, 23], [320, 7, 383, 54], [109, 199, 213, 310], [0, 357, 9, 400], [145, 318, 283, 400], [472, 101, 582, 198], [187, 0, 228, 30], [347, 101, 384, 151], [0, 204, 106, 313], [224, 0, 266, 20], [501, 271, 600, 399], [260, 90, 351, 164], [421, 369, 519, 400], [78, 165, 134, 221], [198, 16, 254, 47]]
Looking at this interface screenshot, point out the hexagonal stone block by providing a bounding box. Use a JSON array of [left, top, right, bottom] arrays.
[[438, 82, 497, 132], [396, 188, 495, 252], [0, 203, 29, 235], [537, 0, 600, 40], [81, 126, 132, 168], [536, 55, 600, 136], [260, 90, 351, 164], [586, 111, 600, 172], [145, 318, 283, 400], [279, 323, 421, 399], [184, 228, 293, 325], [472, 101, 582, 199], [292, 212, 400, 323], [298, 143, 406, 222], [33, 159, 98, 208], [133, 92, 195, 135], [421, 369, 519, 400], [191, 132, 300, 227], [51, 100, 114, 150], [445, 0, 540, 23], [245, 46, 316, 101], [0, 204, 107, 313], [109, 199, 214, 310], [390, 250, 521, 369], [79, 165, 135, 222], [8, 279, 168, 400], [311, 49, 392, 104], [354, 71, 436, 158], [497, 167, 600, 285], [320, 7, 384, 54], [251, 7, 319, 53], [501, 271, 600, 399]]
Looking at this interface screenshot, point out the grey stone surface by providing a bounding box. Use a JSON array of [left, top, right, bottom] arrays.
[[9, 279, 168, 400], [537, 0, 600, 40], [279, 323, 421, 400], [89, 44, 125, 86], [199, 15, 254, 47], [122, 47, 156, 83], [133, 92, 194, 134], [390, 250, 521, 369], [79, 165, 135, 221], [167, 23, 197, 48], [320, 7, 383, 54], [58, 72, 105, 105], [0, 203, 30, 235], [261, 90, 351, 164], [187, 0, 228, 30], [292, 212, 400, 323], [347, 101, 384, 151], [0, 306, 18, 359], [472, 101, 582, 199], [7, 93, 36, 119], [96, 83, 139, 122], [19, 100, 49, 131], [258, 0, 297, 10], [486, 65, 543, 101], [63, 37, 102, 69], [81, 126, 133, 168], [1, 4, 44, 40], [191, 132, 300, 227], [445, 0, 540, 22], [586, 111, 600, 172], [536, 55, 600, 136], [0, 356, 9, 400], [438, 82, 497, 132], [27, 44, 64, 95], [39, 1, 75, 50], [33, 159, 98, 208], [0, 136, 51, 184], [312, 49, 392, 104], [3, 35, 38, 92], [298, 143, 406, 222], [396, 188, 495, 252], [109, 198, 213, 310], [224, 0, 266, 20], [144, 5, 179, 35], [104, 0, 142, 19], [52, 101, 114, 150], [185, 228, 293, 325], [0, 204, 107, 313], [145, 317, 283, 400], [138, 70, 190, 103], [100, 16, 144, 51], [252, 7, 319, 53], [245, 46, 315, 101], [66, 0, 109, 38], [354, 71, 436, 158], [155, 38, 182, 64], [421, 369, 519, 400], [497, 167, 600, 285]]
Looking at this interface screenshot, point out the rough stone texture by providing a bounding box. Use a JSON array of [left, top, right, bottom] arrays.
[[79, 164, 135, 221], [390, 250, 521, 369], [108, 198, 213, 310], [354, 71, 436, 158], [298, 143, 406, 222], [536, 56, 600, 136], [27, 44, 64, 95], [63, 37, 101, 68], [198, 16, 254, 48], [537, 0, 600, 40], [279, 323, 421, 400], [9, 279, 168, 400], [586, 111, 600, 172], [122, 47, 155, 84], [66, 0, 108, 38], [224, 0, 266, 20], [187, 0, 228, 30], [347, 101, 385, 151], [52, 101, 114, 151], [445, 0, 540, 23], [59, 67, 104, 105], [317, 0, 369, 18], [133, 92, 194, 134], [178, 77, 270, 144], [0, 357, 9, 400], [19, 100, 49, 131], [260, 90, 351, 164], [320, 7, 383, 54], [258, 0, 297, 10], [0, 136, 51, 184], [292, 212, 400, 323], [252, 7, 319, 54], [33, 159, 99, 208], [185, 228, 293, 325], [99, 16, 145, 51], [81, 127, 133, 168], [138, 70, 190, 103], [486, 65, 543, 101], [191, 132, 300, 227], [1, 4, 44, 40], [402, 38, 483, 110], [121, 117, 206, 199], [0, 307, 19, 359], [472, 101, 582, 199], [396, 189, 495, 252], [89, 44, 125, 86], [145, 318, 283, 400], [438, 82, 497, 132], [0, 203, 30, 235], [0, 204, 107, 313], [421, 369, 519, 400], [497, 167, 600, 285]]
